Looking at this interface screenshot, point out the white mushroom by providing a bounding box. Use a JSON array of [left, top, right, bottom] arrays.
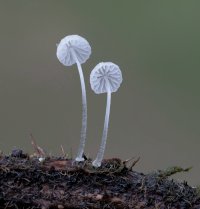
[[56, 35, 91, 162], [90, 62, 123, 167]]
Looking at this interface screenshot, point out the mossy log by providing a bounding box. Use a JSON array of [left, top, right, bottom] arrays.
[[0, 150, 200, 209]]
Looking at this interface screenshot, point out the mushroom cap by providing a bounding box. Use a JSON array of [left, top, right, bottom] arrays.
[[90, 62, 123, 94], [56, 35, 91, 66]]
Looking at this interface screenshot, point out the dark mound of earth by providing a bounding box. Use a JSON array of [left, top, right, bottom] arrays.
[[0, 150, 199, 209]]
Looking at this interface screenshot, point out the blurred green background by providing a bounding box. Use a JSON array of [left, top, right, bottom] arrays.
[[0, 1, 199, 185]]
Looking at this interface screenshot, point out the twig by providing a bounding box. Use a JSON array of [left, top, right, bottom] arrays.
[[30, 133, 46, 157]]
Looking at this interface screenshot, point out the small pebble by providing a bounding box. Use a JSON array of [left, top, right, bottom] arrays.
[[11, 149, 23, 158], [39, 157, 45, 162]]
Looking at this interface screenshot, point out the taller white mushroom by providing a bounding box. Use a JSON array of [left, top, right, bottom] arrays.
[[56, 35, 91, 162], [90, 62, 123, 167]]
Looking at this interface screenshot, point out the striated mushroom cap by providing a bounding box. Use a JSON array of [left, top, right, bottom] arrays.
[[90, 62, 123, 94], [56, 35, 91, 66]]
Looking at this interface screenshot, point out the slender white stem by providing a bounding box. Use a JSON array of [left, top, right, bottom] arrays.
[[71, 49, 87, 162], [92, 84, 111, 167]]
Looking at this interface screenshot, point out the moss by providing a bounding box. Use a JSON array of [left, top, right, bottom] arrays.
[[157, 166, 192, 177]]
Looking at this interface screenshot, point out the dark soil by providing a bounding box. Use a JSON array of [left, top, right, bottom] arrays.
[[0, 150, 200, 209]]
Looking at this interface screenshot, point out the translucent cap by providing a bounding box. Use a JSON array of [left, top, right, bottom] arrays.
[[56, 35, 91, 66], [90, 62, 123, 94]]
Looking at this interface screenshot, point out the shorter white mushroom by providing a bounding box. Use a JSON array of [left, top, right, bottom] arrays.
[[90, 62, 123, 167], [56, 35, 91, 162]]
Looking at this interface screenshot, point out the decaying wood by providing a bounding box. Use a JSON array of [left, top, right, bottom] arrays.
[[0, 150, 199, 209]]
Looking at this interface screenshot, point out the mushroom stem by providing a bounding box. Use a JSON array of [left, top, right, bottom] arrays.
[[92, 84, 111, 167], [71, 49, 87, 162]]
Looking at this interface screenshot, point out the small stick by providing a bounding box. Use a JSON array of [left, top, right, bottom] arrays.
[[60, 145, 67, 158], [129, 157, 140, 170], [123, 156, 136, 165], [30, 133, 46, 157]]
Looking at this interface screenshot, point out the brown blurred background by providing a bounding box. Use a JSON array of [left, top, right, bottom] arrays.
[[0, 1, 199, 185]]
